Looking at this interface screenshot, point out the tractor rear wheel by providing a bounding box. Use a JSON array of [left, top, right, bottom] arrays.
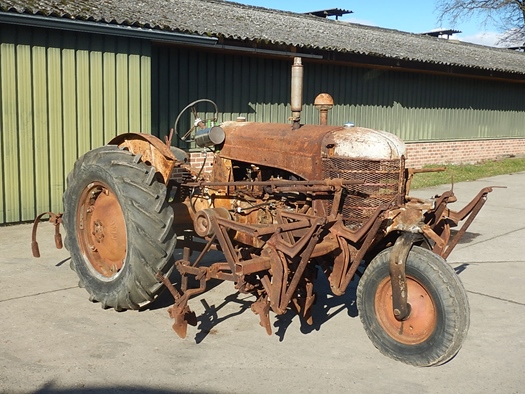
[[356, 246, 470, 366], [62, 145, 176, 310]]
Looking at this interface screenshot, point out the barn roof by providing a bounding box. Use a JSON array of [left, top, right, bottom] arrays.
[[1, 0, 525, 77]]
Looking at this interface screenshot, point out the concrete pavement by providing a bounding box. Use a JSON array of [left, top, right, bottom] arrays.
[[1, 171, 524, 393]]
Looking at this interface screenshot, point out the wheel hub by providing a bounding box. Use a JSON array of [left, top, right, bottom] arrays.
[[93, 220, 105, 243], [375, 276, 437, 345], [76, 182, 127, 278]]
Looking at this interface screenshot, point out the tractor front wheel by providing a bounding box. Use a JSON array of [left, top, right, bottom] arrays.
[[62, 145, 176, 310], [356, 246, 470, 366]]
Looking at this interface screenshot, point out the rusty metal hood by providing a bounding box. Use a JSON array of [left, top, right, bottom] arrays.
[[322, 127, 406, 161], [219, 121, 406, 180]]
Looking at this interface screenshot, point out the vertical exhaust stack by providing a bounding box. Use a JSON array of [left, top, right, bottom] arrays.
[[291, 57, 303, 130]]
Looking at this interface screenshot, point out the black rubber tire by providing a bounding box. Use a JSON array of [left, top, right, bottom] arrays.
[[62, 145, 176, 311], [356, 245, 470, 366]]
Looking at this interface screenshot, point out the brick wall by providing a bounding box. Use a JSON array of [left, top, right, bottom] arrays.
[[406, 138, 525, 168], [172, 151, 215, 181], [188, 151, 214, 173], [178, 139, 525, 176]]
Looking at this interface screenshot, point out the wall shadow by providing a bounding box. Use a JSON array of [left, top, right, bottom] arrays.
[[34, 381, 211, 394]]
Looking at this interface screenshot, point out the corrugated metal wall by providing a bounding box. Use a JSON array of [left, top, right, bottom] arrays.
[[0, 25, 151, 224], [152, 46, 525, 148], [2, 31, 524, 225], [151, 48, 293, 149]]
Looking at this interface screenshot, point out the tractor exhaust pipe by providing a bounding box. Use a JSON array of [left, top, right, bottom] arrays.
[[291, 57, 303, 130]]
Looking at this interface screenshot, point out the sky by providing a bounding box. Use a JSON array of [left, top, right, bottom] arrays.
[[225, 0, 504, 47]]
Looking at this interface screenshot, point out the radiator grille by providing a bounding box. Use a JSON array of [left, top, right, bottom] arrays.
[[323, 157, 403, 229]]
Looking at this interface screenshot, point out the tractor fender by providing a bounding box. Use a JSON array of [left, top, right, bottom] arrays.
[[108, 133, 176, 184]]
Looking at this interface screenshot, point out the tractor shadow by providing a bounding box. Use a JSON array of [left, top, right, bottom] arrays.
[[157, 257, 361, 344], [144, 247, 469, 343], [194, 292, 253, 344], [273, 267, 359, 342], [454, 263, 470, 275], [189, 269, 359, 344], [146, 243, 360, 343], [451, 229, 481, 244], [55, 257, 71, 267]]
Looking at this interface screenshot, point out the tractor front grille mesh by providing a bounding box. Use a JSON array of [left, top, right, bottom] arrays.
[[323, 157, 403, 229]]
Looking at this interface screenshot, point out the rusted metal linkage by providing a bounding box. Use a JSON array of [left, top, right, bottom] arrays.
[[183, 178, 363, 191], [256, 219, 326, 332], [272, 225, 324, 315], [425, 186, 498, 258], [329, 211, 387, 296], [326, 201, 394, 295], [31, 212, 63, 258], [405, 167, 446, 193], [162, 209, 335, 337], [156, 265, 200, 338]]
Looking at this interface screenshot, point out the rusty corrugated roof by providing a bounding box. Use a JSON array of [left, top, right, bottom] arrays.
[[1, 0, 525, 76]]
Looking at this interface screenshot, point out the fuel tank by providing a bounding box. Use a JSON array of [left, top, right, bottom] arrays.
[[219, 121, 406, 180]]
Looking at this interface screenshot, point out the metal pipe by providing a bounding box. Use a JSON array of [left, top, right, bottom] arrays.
[[291, 57, 303, 130]]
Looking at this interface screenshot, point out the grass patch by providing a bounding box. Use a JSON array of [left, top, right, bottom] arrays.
[[410, 157, 525, 189]]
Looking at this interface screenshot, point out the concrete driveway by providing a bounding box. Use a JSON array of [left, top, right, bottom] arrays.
[[1, 172, 524, 393]]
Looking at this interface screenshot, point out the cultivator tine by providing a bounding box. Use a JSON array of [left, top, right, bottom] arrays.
[[168, 305, 197, 338], [156, 271, 197, 338], [31, 212, 63, 258], [251, 296, 272, 335], [303, 294, 315, 325], [292, 294, 316, 325]]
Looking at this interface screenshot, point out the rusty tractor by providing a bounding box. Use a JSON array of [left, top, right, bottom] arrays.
[[33, 58, 494, 367]]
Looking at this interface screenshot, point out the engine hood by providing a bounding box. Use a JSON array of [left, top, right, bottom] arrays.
[[321, 127, 406, 161], [219, 121, 406, 180]]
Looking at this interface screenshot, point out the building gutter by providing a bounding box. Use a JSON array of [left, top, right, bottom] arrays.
[[0, 12, 218, 46]]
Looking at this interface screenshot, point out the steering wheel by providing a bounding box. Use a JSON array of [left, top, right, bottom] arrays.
[[170, 99, 219, 145]]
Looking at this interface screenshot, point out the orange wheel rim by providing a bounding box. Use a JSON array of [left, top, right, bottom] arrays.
[[76, 182, 127, 279], [374, 276, 437, 345]]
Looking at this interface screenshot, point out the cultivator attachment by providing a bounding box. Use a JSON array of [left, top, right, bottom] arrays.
[[31, 181, 496, 343], [159, 206, 333, 338], [421, 186, 497, 259], [31, 211, 63, 258]]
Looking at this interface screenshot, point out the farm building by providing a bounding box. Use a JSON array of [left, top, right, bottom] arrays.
[[0, 0, 525, 224]]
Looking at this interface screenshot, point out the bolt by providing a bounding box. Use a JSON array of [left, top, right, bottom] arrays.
[[393, 308, 401, 316]]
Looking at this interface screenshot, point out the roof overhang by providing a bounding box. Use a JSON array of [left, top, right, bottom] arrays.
[[0, 11, 217, 46]]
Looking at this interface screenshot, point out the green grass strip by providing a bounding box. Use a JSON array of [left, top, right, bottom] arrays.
[[410, 157, 525, 189]]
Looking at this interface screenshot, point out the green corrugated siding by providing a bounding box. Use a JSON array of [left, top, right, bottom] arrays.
[[152, 46, 525, 147], [2, 30, 525, 225], [152, 47, 292, 148], [0, 25, 151, 224], [305, 64, 525, 142]]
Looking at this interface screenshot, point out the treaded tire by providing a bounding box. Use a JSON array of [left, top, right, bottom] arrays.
[[356, 246, 470, 366], [63, 145, 176, 311]]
